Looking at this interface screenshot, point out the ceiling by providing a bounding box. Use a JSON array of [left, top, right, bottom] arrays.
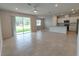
[[0, 3, 79, 16]]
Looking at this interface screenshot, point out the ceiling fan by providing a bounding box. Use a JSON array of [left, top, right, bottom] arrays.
[[27, 3, 39, 14]]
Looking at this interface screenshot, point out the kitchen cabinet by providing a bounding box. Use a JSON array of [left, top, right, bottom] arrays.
[[69, 23, 76, 31]]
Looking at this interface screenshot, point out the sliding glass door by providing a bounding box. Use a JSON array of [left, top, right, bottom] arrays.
[[16, 16, 23, 34], [15, 16, 31, 34], [23, 17, 31, 33]]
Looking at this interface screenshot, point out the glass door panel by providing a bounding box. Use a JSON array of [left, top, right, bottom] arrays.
[[23, 17, 31, 33], [15, 16, 31, 34], [15, 16, 24, 34]]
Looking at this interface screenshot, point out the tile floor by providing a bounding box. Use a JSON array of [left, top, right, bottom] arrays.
[[1, 31, 77, 56]]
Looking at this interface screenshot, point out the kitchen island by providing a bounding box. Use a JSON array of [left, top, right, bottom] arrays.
[[48, 26, 67, 34]]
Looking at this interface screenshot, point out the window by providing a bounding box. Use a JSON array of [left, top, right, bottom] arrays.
[[36, 20, 41, 26]]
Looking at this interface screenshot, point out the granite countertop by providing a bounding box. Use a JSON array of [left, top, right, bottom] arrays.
[[57, 23, 77, 26]]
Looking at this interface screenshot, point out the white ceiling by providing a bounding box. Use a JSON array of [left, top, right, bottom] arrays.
[[0, 3, 79, 16]]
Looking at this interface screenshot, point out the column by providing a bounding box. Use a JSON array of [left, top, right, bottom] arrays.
[[30, 15, 36, 32]]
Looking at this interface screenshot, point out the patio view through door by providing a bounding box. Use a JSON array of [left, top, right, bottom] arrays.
[[15, 16, 31, 39]]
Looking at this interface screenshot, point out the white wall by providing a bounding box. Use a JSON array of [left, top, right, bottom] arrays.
[[0, 16, 2, 56], [45, 16, 53, 29], [52, 16, 57, 26], [45, 16, 57, 29], [77, 20, 79, 56]]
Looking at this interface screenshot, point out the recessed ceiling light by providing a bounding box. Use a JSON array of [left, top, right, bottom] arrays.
[[16, 8, 18, 10], [33, 10, 38, 14], [55, 4, 58, 7], [72, 9, 74, 11], [34, 10, 37, 13]]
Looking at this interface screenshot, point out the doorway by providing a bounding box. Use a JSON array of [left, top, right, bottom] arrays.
[[36, 19, 42, 31]]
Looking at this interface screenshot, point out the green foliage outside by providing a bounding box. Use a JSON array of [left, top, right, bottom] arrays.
[[16, 25, 31, 33], [15, 17, 31, 33]]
